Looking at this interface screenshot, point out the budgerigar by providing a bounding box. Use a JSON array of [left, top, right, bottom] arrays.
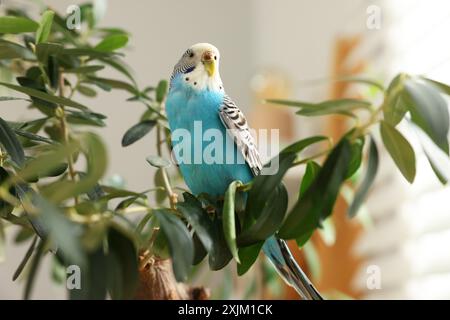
[[166, 43, 322, 300]]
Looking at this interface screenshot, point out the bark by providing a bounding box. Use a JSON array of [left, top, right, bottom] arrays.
[[134, 254, 210, 300]]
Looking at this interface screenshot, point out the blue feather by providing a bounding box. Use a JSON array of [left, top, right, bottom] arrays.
[[166, 74, 253, 196]]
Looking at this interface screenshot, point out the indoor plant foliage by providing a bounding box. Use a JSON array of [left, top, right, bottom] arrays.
[[1, 2, 450, 300]]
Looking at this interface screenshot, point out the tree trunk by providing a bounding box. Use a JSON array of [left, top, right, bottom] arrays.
[[134, 254, 210, 300]]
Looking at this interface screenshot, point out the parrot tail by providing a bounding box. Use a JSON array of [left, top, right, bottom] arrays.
[[262, 236, 323, 300]]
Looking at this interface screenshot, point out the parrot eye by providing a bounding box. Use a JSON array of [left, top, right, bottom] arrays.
[[214, 56, 217, 60], [189, 52, 194, 58]]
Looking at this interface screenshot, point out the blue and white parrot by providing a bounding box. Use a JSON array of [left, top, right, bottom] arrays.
[[166, 43, 322, 300]]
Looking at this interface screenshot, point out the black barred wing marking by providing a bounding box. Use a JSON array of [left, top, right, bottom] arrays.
[[219, 95, 262, 176], [170, 62, 195, 83]]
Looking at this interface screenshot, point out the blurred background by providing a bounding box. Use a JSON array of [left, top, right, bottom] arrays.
[[1, 0, 450, 299]]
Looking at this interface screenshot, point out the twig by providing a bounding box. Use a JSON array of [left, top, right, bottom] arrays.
[[140, 227, 160, 269], [156, 125, 177, 209], [58, 72, 78, 205]]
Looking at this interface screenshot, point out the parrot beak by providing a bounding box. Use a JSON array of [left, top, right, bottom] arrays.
[[202, 51, 215, 77]]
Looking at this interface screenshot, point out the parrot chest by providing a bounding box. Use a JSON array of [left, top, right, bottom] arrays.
[[166, 88, 253, 196]]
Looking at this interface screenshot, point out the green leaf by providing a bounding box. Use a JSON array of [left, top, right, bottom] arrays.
[[154, 169, 167, 204], [15, 226, 35, 243], [246, 153, 296, 222], [237, 183, 288, 246], [46, 163, 69, 178], [0, 40, 35, 60], [0, 96, 31, 102], [278, 138, 351, 239], [15, 76, 56, 115], [121, 120, 157, 147], [332, 76, 384, 91], [0, 168, 15, 218], [115, 196, 140, 210], [178, 194, 213, 252], [13, 236, 38, 281], [237, 241, 264, 276], [209, 216, 233, 270], [0, 81, 89, 111], [156, 80, 168, 103], [154, 209, 194, 282], [0, 16, 39, 34], [422, 77, 450, 96], [99, 57, 136, 85], [296, 99, 371, 117], [36, 10, 55, 44], [146, 155, 171, 168], [192, 233, 208, 265], [60, 48, 115, 59], [17, 141, 79, 182], [14, 129, 54, 144], [24, 238, 46, 300], [412, 123, 450, 185], [348, 137, 379, 218], [14, 185, 46, 238], [70, 247, 107, 300], [106, 225, 138, 299], [135, 212, 153, 236], [0, 117, 25, 166], [384, 74, 408, 126], [77, 85, 97, 97], [296, 231, 314, 248], [281, 136, 328, 154], [33, 195, 86, 267], [427, 154, 449, 184], [64, 65, 105, 74], [347, 136, 365, 178], [266, 99, 315, 108], [95, 34, 129, 52], [85, 76, 138, 95], [51, 256, 66, 285], [79, 3, 95, 29], [405, 79, 449, 154], [66, 110, 106, 127], [380, 121, 416, 183], [97, 27, 130, 37], [41, 133, 108, 203], [299, 161, 321, 197], [36, 43, 63, 64], [47, 56, 59, 90], [222, 181, 241, 262], [267, 98, 371, 117]]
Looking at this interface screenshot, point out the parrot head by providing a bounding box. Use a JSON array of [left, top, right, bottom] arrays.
[[170, 43, 223, 92]]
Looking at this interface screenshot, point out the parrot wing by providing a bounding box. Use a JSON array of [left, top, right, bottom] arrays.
[[218, 94, 262, 176]]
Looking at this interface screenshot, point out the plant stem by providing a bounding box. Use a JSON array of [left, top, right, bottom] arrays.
[[0, 187, 21, 207], [139, 226, 161, 269], [58, 73, 78, 205], [156, 125, 177, 209], [38, 63, 53, 93], [351, 98, 385, 140], [143, 100, 167, 121]]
